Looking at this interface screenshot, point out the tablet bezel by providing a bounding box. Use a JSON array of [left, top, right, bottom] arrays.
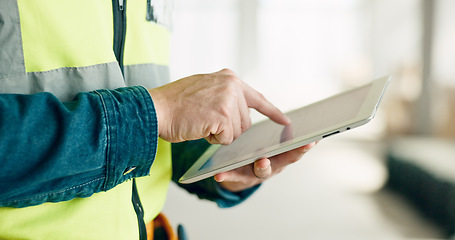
[[179, 76, 390, 184]]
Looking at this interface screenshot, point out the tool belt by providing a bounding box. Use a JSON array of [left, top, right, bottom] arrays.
[[146, 213, 187, 240]]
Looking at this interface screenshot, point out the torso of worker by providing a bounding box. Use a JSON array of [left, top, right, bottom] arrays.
[[0, 1, 173, 239]]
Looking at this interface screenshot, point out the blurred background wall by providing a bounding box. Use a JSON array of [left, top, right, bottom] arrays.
[[164, 0, 455, 239]]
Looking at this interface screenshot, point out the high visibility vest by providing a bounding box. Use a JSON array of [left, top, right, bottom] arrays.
[[0, 1, 173, 239]]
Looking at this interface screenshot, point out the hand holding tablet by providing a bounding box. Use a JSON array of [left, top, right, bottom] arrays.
[[179, 76, 390, 184], [214, 142, 317, 192]]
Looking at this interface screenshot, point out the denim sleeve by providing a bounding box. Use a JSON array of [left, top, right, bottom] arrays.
[[0, 86, 158, 208], [171, 140, 260, 208]]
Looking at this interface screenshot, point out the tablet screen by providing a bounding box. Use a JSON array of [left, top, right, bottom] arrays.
[[199, 83, 372, 171]]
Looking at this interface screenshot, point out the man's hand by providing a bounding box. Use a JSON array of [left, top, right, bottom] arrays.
[[149, 69, 290, 145], [214, 142, 317, 192]]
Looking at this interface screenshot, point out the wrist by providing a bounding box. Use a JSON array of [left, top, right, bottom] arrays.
[[148, 88, 165, 139]]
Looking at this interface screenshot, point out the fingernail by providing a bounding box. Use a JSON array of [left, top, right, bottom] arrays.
[[284, 115, 291, 124], [259, 162, 270, 171], [214, 175, 224, 182]]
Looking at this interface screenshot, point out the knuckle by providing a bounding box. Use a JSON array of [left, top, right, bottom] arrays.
[[242, 119, 252, 132], [226, 83, 239, 98], [218, 69, 241, 85], [216, 128, 234, 145], [242, 118, 252, 132], [258, 92, 266, 101], [224, 75, 241, 87], [254, 91, 267, 104], [218, 103, 232, 118], [217, 80, 239, 101], [233, 133, 241, 142], [234, 125, 242, 139], [220, 68, 235, 75], [222, 136, 234, 145]]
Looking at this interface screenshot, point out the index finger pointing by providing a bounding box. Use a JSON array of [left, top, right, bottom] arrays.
[[242, 82, 291, 125]]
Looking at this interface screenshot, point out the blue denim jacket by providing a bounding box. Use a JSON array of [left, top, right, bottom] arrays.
[[0, 86, 157, 207], [0, 86, 258, 208]]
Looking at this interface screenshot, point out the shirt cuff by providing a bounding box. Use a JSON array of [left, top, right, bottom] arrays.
[[96, 86, 158, 191], [212, 181, 261, 208]]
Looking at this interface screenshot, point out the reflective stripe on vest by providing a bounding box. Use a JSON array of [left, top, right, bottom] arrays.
[[0, 0, 172, 239]]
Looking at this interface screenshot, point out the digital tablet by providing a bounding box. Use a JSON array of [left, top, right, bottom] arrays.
[[179, 76, 390, 184]]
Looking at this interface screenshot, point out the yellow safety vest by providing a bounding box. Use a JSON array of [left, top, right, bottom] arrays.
[[0, 0, 172, 239]]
